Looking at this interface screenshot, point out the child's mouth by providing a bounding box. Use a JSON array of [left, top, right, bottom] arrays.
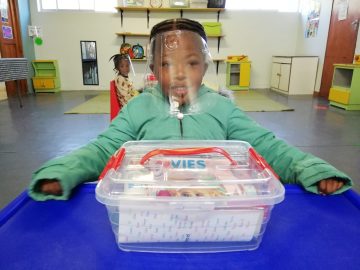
[[171, 86, 188, 96]]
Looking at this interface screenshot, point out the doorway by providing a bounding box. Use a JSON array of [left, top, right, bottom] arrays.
[[320, 0, 360, 98], [0, 0, 27, 97]]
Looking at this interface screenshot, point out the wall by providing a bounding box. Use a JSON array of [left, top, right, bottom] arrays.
[[28, 1, 331, 91], [296, 0, 333, 92]]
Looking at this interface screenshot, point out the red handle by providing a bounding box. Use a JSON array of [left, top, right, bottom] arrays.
[[140, 147, 238, 166], [98, 148, 126, 180], [249, 147, 279, 180]]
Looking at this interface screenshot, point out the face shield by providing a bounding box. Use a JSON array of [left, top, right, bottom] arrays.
[[144, 30, 219, 118], [110, 53, 136, 80]]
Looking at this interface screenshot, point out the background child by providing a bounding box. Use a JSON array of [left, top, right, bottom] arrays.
[[109, 53, 139, 107], [29, 18, 352, 200]]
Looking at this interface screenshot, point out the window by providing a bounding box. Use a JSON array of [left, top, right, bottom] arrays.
[[37, 0, 118, 12], [226, 0, 300, 12]]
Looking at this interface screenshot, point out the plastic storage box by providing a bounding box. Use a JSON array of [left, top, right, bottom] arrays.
[[96, 140, 285, 253]]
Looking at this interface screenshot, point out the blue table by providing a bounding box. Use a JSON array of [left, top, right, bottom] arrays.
[[0, 184, 359, 270]]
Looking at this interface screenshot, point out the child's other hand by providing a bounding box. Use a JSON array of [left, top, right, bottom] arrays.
[[39, 179, 63, 196], [317, 178, 344, 195]]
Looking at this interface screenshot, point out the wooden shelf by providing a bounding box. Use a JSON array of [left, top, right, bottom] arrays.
[[116, 32, 224, 37], [116, 32, 224, 52], [115, 7, 224, 12], [116, 6, 224, 27], [128, 57, 225, 74], [115, 6, 226, 72]]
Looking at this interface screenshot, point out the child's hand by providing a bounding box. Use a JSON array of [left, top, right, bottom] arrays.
[[38, 179, 63, 196], [317, 178, 344, 195]]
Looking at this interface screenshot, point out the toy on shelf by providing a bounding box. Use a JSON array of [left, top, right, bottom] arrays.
[[120, 43, 134, 58]]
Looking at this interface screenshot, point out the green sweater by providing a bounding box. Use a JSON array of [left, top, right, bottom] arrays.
[[29, 86, 352, 201]]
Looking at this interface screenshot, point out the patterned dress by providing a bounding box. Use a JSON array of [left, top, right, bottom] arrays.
[[115, 74, 139, 107]]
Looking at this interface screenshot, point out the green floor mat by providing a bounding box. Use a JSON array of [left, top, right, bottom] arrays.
[[64, 93, 110, 114], [232, 91, 294, 112], [64, 90, 294, 114]]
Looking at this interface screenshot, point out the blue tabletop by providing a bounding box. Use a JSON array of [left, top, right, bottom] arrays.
[[0, 184, 359, 270]]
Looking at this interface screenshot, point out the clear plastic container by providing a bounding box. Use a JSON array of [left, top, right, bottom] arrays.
[[96, 140, 285, 253]]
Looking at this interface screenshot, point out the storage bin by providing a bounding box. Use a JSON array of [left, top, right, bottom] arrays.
[[96, 140, 285, 253], [169, 0, 189, 8], [202, 22, 222, 36], [190, 0, 208, 8], [207, 0, 226, 8]]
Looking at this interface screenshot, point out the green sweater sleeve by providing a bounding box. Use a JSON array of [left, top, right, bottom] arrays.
[[28, 106, 136, 201], [226, 106, 352, 194]]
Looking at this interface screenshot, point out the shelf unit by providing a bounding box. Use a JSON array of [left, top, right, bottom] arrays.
[[226, 60, 251, 90], [113, 56, 224, 74], [115, 7, 224, 27], [328, 64, 360, 110], [270, 56, 318, 95], [114, 7, 226, 74], [116, 31, 224, 52], [32, 60, 61, 93]]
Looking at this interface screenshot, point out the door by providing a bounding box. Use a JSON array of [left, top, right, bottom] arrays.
[[271, 63, 281, 89], [0, 0, 27, 96], [278, 64, 291, 92], [319, 0, 360, 98], [239, 62, 251, 87]]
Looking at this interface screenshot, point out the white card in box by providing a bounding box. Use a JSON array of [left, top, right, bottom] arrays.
[[96, 140, 285, 253]]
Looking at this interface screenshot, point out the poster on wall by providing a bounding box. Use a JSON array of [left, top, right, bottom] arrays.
[[0, 0, 9, 23], [305, 0, 321, 38], [2, 25, 13, 39]]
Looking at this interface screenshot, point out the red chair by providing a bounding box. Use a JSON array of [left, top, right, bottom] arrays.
[[110, 80, 122, 121]]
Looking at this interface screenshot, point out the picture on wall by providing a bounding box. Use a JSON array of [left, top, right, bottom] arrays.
[[304, 0, 321, 38], [0, 0, 9, 23], [80, 41, 99, 85]]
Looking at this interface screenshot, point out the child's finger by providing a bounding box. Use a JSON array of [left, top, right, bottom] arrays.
[[318, 180, 327, 194], [41, 180, 63, 195], [326, 180, 337, 194], [336, 180, 344, 191], [324, 179, 344, 194]]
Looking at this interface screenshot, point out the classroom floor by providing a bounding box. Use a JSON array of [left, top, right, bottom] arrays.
[[0, 90, 359, 209]]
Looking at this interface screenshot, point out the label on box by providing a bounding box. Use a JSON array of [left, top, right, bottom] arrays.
[[118, 209, 264, 243]]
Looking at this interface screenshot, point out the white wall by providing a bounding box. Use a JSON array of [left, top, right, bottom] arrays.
[[296, 0, 332, 92], [29, 2, 331, 91]]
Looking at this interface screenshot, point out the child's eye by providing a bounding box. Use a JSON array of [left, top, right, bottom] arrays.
[[161, 62, 170, 68], [189, 60, 200, 66]]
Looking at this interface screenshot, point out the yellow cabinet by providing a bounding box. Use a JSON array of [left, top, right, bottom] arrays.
[[329, 64, 360, 110], [32, 78, 56, 89], [226, 60, 251, 90], [32, 60, 61, 93]]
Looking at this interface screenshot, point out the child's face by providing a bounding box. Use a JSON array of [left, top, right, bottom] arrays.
[[118, 59, 130, 76], [151, 31, 207, 105]]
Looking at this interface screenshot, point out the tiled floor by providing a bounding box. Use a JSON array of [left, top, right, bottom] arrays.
[[0, 90, 359, 209]]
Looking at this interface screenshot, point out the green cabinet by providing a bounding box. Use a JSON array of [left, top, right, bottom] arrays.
[[329, 64, 360, 110], [32, 60, 61, 92]]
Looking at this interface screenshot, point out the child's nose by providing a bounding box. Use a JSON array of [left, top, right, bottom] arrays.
[[173, 64, 186, 80]]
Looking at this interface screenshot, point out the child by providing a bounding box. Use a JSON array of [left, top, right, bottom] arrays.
[[109, 53, 138, 108], [29, 18, 352, 201]]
